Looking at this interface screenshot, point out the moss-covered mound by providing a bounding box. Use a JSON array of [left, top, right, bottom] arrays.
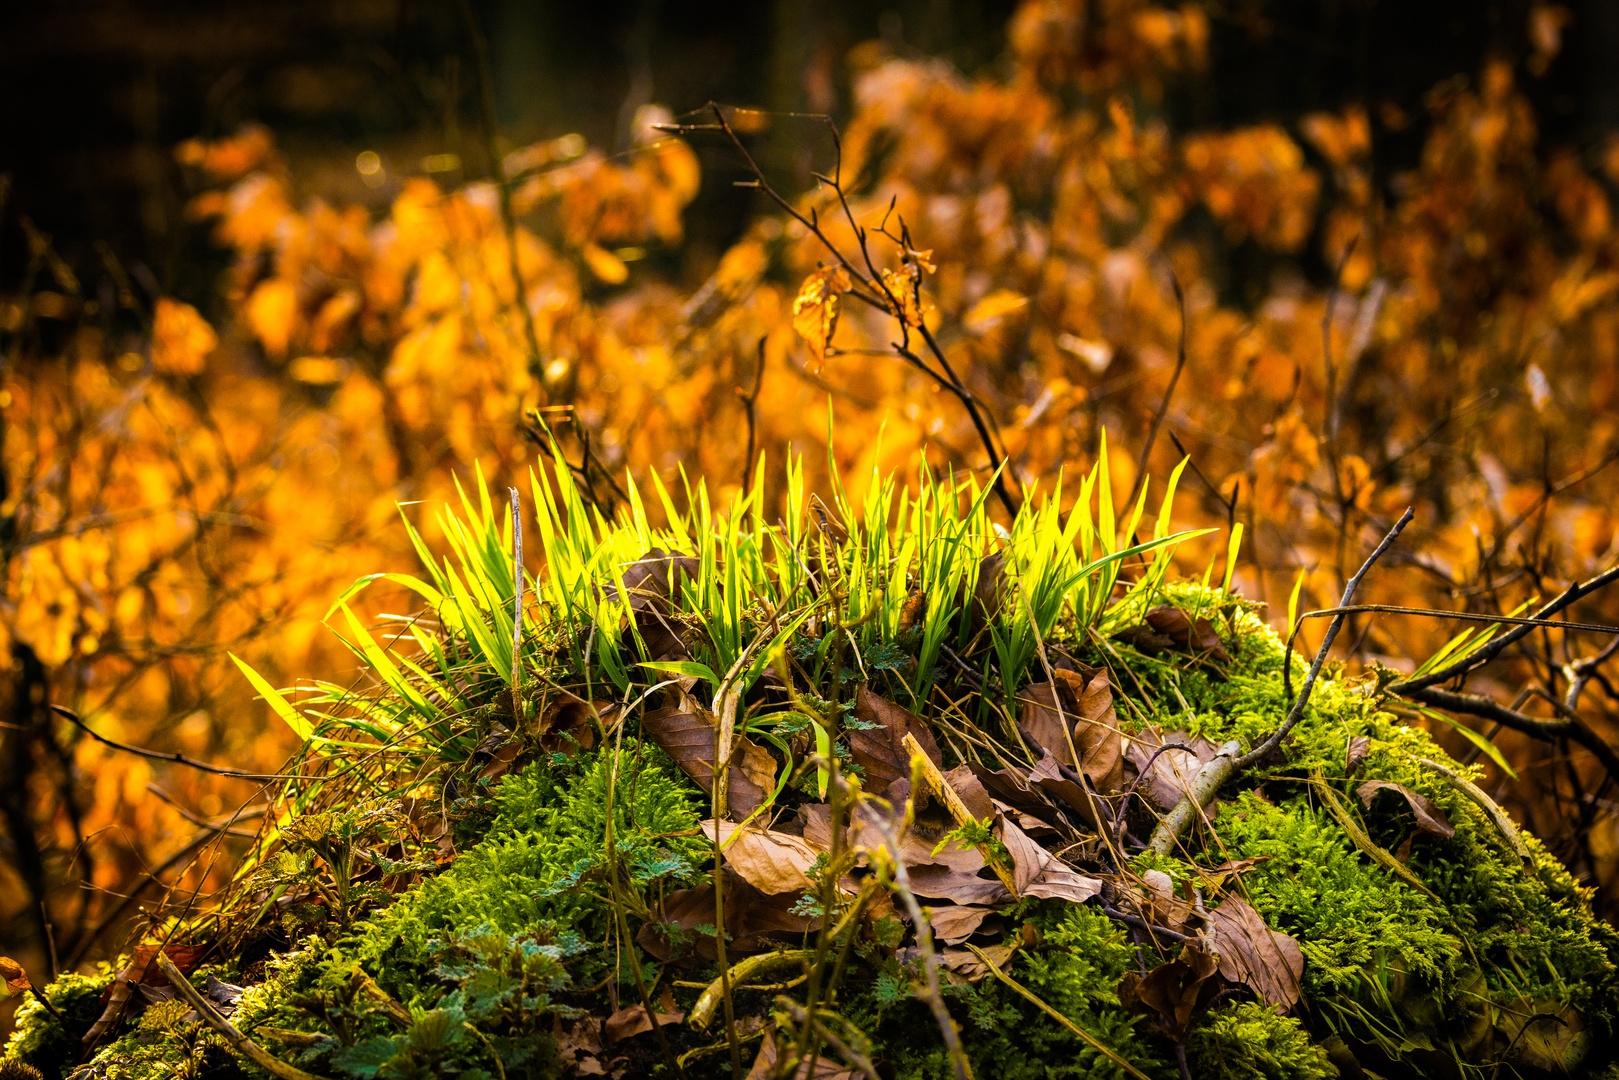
[[8, 454, 1618, 1080]]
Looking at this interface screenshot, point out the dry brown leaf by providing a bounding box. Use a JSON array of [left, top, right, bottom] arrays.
[[1194, 856, 1272, 893], [473, 723, 523, 784], [906, 863, 1014, 906], [638, 872, 819, 962], [747, 1028, 860, 1080], [1027, 750, 1095, 828], [1346, 735, 1371, 776], [995, 817, 1103, 901], [1115, 873, 1199, 936], [611, 548, 698, 661], [604, 1004, 686, 1042], [1119, 943, 1222, 1040], [1124, 728, 1219, 811], [537, 695, 608, 754], [848, 685, 942, 792], [1024, 859, 1105, 903], [83, 942, 209, 1049], [943, 764, 995, 819], [973, 552, 1006, 626], [555, 1018, 605, 1073], [643, 692, 775, 819], [1115, 607, 1231, 664], [1204, 894, 1305, 1010], [0, 956, 30, 996], [925, 905, 999, 944], [941, 943, 1016, 985], [1356, 780, 1456, 838], [1019, 667, 1124, 791], [704, 821, 826, 895]]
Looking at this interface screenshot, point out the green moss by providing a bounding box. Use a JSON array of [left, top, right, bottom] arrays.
[[1188, 1002, 1338, 1080], [351, 739, 705, 974], [83, 996, 245, 1080], [840, 903, 1172, 1080], [1213, 789, 1461, 997], [3, 970, 114, 1077]]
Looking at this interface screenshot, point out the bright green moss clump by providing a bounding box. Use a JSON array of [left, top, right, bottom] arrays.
[[4, 971, 114, 1074], [350, 739, 706, 974], [1187, 1002, 1337, 1080]]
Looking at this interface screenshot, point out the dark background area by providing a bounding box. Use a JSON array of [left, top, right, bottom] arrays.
[[1, 0, 1617, 311]]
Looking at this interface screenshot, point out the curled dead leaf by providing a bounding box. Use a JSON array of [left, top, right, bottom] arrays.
[[942, 764, 995, 820], [792, 265, 853, 362], [0, 955, 30, 996], [748, 1027, 860, 1080], [848, 685, 943, 792], [83, 942, 209, 1049], [610, 548, 699, 661], [941, 942, 1016, 985], [1116, 606, 1230, 664], [638, 871, 819, 963], [643, 692, 776, 819], [996, 817, 1103, 902], [1346, 735, 1372, 776], [1204, 894, 1305, 1011], [1119, 943, 1222, 1041], [536, 694, 608, 754], [1356, 779, 1456, 838], [703, 820, 827, 896], [924, 904, 999, 944], [605, 1004, 685, 1042], [1019, 666, 1124, 791]]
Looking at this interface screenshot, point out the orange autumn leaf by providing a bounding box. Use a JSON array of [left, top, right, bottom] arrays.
[[151, 298, 218, 375], [247, 279, 299, 358], [582, 242, 630, 285], [0, 955, 30, 996], [792, 264, 852, 362]]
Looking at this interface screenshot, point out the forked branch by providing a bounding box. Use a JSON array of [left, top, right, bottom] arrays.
[[1146, 508, 1413, 855], [659, 104, 1021, 517]]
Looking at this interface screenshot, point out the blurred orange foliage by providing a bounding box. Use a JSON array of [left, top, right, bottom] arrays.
[[6, 0, 1619, 1014]]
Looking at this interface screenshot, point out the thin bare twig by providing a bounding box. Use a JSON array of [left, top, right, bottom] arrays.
[[1391, 563, 1619, 696], [869, 810, 973, 1080], [1126, 275, 1188, 511], [1295, 604, 1619, 638], [1243, 507, 1415, 768], [1399, 684, 1619, 784], [49, 705, 289, 781], [457, 0, 546, 383], [667, 105, 1020, 517], [154, 951, 331, 1080]]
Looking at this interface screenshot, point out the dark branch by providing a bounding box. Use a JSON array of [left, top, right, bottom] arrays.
[[1391, 563, 1619, 695], [49, 705, 287, 781], [1237, 507, 1414, 769], [1126, 274, 1188, 511]]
